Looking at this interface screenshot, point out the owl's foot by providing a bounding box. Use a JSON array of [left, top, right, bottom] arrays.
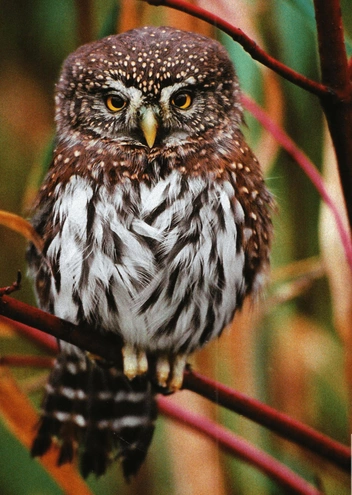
[[122, 344, 148, 380], [156, 354, 187, 392], [122, 345, 187, 391]]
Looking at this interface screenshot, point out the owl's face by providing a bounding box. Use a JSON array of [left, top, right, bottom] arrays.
[[55, 27, 242, 152]]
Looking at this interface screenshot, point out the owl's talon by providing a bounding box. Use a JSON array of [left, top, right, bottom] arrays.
[[137, 350, 148, 375], [169, 354, 187, 391], [156, 354, 187, 391], [122, 345, 148, 380], [156, 356, 170, 388]]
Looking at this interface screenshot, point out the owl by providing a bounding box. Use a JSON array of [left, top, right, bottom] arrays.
[[27, 26, 273, 478]]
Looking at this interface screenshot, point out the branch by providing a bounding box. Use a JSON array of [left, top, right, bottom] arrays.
[[75, 0, 94, 45], [0, 295, 123, 364], [0, 315, 59, 353], [158, 397, 324, 495], [183, 371, 350, 473], [0, 271, 22, 297], [0, 294, 349, 473], [313, 0, 351, 97], [0, 355, 54, 368], [313, 0, 352, 229], [142, 0, 331, 97]]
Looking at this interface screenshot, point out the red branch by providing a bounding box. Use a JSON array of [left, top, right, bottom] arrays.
[[0, 355, 54, 368], [158, 397, 324, 495], [0, 294, 349, 473], [313, 0, 352, 230], [183, 371, 350, 473], [0, 295, 123, 364], [0, 271, 22, 296], [0, 315, 58, 353], [143, 0, 330, 97], [241, 94, 352, 270]]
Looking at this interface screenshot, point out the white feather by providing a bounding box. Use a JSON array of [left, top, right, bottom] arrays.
[[48, 170, 249, 353]]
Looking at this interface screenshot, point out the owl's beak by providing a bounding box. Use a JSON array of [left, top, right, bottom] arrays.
[[139, 107, 158, 148]]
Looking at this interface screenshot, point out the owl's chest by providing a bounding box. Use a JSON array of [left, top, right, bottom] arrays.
[[51, 170, 242, 263], [47, 171, 245, 351]]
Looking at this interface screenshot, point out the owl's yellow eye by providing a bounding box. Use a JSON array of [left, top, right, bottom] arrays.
[[171, 91, 193, 110], [105, 94, 127, 112]]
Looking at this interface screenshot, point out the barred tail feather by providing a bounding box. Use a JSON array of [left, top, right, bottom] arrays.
[[31, 348, 157, 478]]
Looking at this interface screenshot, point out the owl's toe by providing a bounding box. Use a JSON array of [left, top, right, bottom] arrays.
[[156, 353, 187, 391], [156, 356, 170, 388], [122, 344, 148, 380], [169, 354, 187, 391]]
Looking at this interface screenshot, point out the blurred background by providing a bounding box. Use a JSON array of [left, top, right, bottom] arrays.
[[0, 0, 351, 494]]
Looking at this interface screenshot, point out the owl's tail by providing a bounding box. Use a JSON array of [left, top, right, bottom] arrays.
[[31, 345, 157, 478]]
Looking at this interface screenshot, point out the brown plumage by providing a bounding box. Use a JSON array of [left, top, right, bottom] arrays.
[[28, 26, 273, 477]]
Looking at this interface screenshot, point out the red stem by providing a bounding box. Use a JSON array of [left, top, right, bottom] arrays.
[[313, 0, 350, 95], [313, 0, 352, 230], [0, 295, 349, 472], [0, 355, 54, 368], [143, 0, 330, 97], [241, 94, 352, 270], [184, 371, 351, 473], [158, 397, 323, 495], [0, 316, 58, 352], [75, 0, 94, 45]]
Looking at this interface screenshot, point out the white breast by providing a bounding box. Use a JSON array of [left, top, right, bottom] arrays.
[[47, 170, 246, 354]]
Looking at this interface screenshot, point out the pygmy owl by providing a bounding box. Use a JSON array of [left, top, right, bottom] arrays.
[[28, 26, 273, 478]]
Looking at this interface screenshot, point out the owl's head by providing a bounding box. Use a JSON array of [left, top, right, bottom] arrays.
[[55, 26, 242, 152]]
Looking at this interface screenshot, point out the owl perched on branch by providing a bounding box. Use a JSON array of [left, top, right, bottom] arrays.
[[27, 26, 273, 478]]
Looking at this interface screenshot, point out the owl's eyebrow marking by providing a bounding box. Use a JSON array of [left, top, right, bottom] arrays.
[[177, 76, 197, 86], [159, 79, 198, 105], [105, 79, 143, 97]]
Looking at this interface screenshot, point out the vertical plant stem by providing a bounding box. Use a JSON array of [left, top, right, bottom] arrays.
[[313, 0, 352, 230], [75, 0, 94, 45]]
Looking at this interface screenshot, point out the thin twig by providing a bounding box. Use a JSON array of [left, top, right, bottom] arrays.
[[0, 272, 22, 297], [142, 0, 331, 97], [158, 397, 324, 495]]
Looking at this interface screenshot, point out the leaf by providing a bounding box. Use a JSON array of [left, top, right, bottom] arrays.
[[286, 0, 352, 55], [0, 210, 43, 253], [98, 2, 121, 38], [0, 366, 93, 495]]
